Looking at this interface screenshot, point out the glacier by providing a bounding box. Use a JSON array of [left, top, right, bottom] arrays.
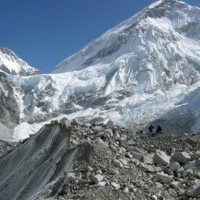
[[1, 0, 200, 140]]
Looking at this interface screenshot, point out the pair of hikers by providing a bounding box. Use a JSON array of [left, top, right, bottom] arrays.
[[149, 125, 162, 136]]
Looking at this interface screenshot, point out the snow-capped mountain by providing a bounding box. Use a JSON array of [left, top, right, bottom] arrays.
[[0, 46, 40, 76], [2, 0, 200, 140]]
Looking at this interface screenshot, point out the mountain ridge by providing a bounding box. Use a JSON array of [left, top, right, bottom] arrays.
[[0, 46, 41, 76]]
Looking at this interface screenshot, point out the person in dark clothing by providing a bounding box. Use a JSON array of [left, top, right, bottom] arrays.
[[149, 125, 154, 135], [156, 125, 162, 134]]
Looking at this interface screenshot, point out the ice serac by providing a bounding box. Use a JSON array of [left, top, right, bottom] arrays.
[[2, 0, 200, 140], [0, 46, 40, 76]]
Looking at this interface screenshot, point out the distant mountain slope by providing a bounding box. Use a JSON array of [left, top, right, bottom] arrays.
[[0, 46, 40, 76]]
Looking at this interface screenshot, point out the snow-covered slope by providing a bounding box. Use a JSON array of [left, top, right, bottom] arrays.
[[2, 0, 200, 140], [53, 0, 200, 75], [0, 46, 40, 76]]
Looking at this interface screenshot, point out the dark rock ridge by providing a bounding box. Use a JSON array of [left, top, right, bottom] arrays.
[[0, 71, 20, 126], [0, 120, 93, 200]]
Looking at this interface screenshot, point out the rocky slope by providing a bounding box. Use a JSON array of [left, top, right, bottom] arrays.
[[0, 120, 93, 200], [0, 119, 200, 200]]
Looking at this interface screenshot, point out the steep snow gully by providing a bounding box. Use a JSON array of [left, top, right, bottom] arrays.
[[0, 121, 93, 200]]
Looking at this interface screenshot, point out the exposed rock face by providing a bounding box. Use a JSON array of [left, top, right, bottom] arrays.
[[0, 121, 93, 200], [0, 71, 20, 126]]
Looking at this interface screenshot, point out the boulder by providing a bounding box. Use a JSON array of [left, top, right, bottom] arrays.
[[108, 169, 119, 175], [119, 158, 128, 166], [177, 167, 187, 178], [98, 181, 106, 187], [92, 174, 104, 184], [92, 126, 105, 134], [170, 181, 182, 188], [133, 147, 146, 155], [143, 153, 155, 165], [131, 151, 144, 161], [186, 181, 200, 197], [157, 172, 174, 184], [153, 150, 170, 166], [152, 195, 158, 200], [184, 160, 200, 173], [113, 159, 123, 168], [169, 161, 180, 172], [111, 182, 120, 190], [172, 151, 190, 164], [106, 119, 114, 128], [104, 129, 113, 137], [67, 172, 76, 181], [139, 163, 155, 173]]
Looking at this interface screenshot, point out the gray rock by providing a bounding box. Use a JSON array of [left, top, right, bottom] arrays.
[[153, 150, 171, 166], [131, 158, 140, 166], [104, 129, 113, 137], [94, 137, 106, 144], [184, 160, 200, 173], [152, 195, 158, 200], [133, 147, 146, 155], [143, 153, 155, 165], [177, 167, 187, 178], [67, 172, 76, 181], [157, 172, 174, 184], [124, 187, 129, 193], [140, 163, 155, 173], [98, 181, 106, 187], [92, 174, 104, 184], [106, 119, 114, 128], [169, 161, 181, 172], [127, 140, 136, 146], [131, 151, 144, 161], [92, 126, 105, 134], [186, 181, 200, 197], [113, 159, 123, 168], [119, 158, 128, 166], [118, 147, 126, 154], [111, 182, 120, 190], [169, 188, 177, 197], [173, 151, 191, 164], [108, 169, 119, 175], [170, 181, 182, 188]]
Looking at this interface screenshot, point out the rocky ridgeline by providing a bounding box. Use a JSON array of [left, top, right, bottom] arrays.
[[41, 119, 200, 200]]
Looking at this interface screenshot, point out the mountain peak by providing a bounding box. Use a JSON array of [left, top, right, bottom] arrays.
[[0, 46, 41, 76], [53, 0, 199, 74]]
